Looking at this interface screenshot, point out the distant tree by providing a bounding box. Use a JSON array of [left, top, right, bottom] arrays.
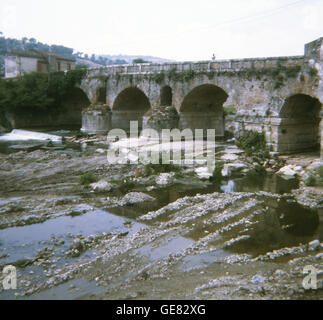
[[29, 38, 37, 44], [74, 51, 83, 58], [132, 58, 149, 64], [50, 45, 74, 58]]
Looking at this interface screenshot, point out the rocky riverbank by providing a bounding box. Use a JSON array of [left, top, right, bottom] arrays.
[[0, 133, 322, 300]]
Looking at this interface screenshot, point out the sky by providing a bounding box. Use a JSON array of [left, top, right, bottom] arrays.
[[0, 0, 323, 61]]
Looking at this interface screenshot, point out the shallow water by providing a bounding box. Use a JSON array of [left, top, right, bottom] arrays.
[[0, 132, 321, 300], [108, 173, 299, 221], [0, 208, 147, 299], [0, 128, 80, 154], [0, 191, 321, 299]]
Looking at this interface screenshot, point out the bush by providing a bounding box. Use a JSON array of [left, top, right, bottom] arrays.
[[144, 162, 182, 176], [152, 72, 165, 84], [143, 154, 183, 176], [224, 105, 237, 116], [118, 177, 136, 194], [236, 130, 270, 161], [79, 172, 99, 186], [305, 166, 323, 187], [210, 161, 225, 182]]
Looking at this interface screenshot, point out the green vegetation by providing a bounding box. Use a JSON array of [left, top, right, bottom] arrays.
[[236, 130, 270, 161], [144, 162, 183, 176], [210, 161, 225, 182], [274, 74, 285, 89], [308, 67, 318, 77], [79, 172, 99, 186], [246, 164, 266, 177], [118, 177, 136, 194], [166, 68, 196, 82], [69, 211, 83, 217], [143, 154, 183, 176], [223, 105, 237, 116], [6, 204, 24, 214], [151, 68, 197, 84], [132, 58, 150, 64], [305, 166, 323, 187], [152, 71, 166, 84], [0, 68, 86, 126], [149, 64, 302, 86]]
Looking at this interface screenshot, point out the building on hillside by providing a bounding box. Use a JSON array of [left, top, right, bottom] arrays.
[[4, 49, 76, 78]]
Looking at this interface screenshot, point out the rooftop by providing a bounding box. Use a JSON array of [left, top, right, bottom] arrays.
[[6, 49, 75, 62]]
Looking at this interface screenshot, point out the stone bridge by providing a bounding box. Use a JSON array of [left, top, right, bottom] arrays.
[[78, 37, 323, 155]]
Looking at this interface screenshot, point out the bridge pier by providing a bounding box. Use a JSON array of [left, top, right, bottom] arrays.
[[81, 104, 111, 134], [178, 112, 224, 137], [142, 105, 179, 133], [111, 110, 147, 132]]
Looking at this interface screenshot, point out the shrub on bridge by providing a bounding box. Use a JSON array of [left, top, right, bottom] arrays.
[[223, 105, 237, 116]]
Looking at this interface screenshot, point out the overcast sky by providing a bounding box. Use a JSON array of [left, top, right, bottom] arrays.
[[1, 0, 323, 61]]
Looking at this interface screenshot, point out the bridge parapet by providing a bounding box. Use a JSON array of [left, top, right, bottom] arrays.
[[86, 56, 305, 78]]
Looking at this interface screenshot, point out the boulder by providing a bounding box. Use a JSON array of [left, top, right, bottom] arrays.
[[90, 180, 113, 192], [122, 192, 155, 205], [308, 239, 320, 251], [277, 165, 302, 180], [221, 163, 248, 177], [195, 167, 213, 180], [95, 148, 106, 154], [155, 173, 175, 185]]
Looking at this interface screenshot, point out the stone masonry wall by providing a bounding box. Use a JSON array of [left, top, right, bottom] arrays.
[[80, 37, 323, 155]]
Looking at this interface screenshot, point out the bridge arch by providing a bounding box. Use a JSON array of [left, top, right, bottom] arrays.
[[112, 87, 151, 131], [276, 94, 321, 153], [61, 87, 91, 127], [160, 86, 172, 106], [96, 86, 107, 104], [179, 84, 228, 137]]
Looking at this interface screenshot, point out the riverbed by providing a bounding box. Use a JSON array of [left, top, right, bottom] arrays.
[[0, 130, 322, 300]]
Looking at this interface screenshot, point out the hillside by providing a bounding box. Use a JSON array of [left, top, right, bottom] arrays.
[[0, 35, 174, 77]]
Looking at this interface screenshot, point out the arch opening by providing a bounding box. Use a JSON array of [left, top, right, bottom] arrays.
[[277, 94, 321, 154], [112, 87, 151, 131], [61, 87, 90, 127], [160, 86, 172, 106], [179, 84, 228, 137], [96, 87, 107, 104]]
